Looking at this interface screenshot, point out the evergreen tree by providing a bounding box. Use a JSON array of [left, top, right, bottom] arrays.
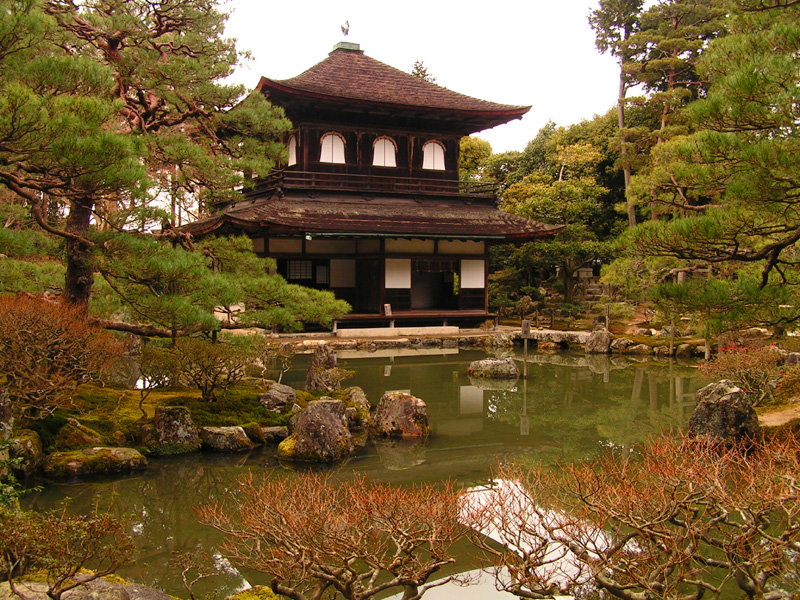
[[500, 128, 617, 303], [617, 1, 800, 329], [617, 0, 726, 219], [0, 0, 290, 309], [590, 0, 644, 227]]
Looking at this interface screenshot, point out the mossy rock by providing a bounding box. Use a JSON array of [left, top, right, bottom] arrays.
[[199, 426, 259, 452], [277, 400, 353, 462], [10, 429, 43, 478], [54, 419, 103, 451], [42, 447, 147, 478], [227, 586, 278, 600]]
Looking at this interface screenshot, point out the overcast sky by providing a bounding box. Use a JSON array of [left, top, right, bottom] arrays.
[[224, 0, 620, 154]]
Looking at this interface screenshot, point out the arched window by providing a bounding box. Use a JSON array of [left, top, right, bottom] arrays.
[[287, 135, 297, 166], [320, 132, 346, 164], [422, 141, 446, 170], [372, 137, 397, 167]]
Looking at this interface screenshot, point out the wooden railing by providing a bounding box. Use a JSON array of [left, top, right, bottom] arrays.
[[243, 170, 498, 198]]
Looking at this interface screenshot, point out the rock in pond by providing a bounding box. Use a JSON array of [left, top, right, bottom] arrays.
[[278, 399, 353, 462], [150, 406, 201, 455], [242, 424, 289, 444], [370, 392, 429, 438], [305, 343, 341, 392], [688, 380, 762, 445], [43, 447, 147, 478], [624, 343, 653, 355], [585, 328, 611, 354], [10, 429, 43, 478], [342, 386, 371, 429], [610, 337, 633, 352], [199, 426, 259, 452], [466, 357, 519, 379], [258, 382, 296, 413]]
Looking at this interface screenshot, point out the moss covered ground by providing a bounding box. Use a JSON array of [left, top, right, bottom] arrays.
[[27, 383, 292, 452]]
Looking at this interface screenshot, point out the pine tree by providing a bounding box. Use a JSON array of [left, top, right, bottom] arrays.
[[0, 0, 290, 309]]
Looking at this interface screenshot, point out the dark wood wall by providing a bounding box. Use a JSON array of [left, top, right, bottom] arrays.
[[291, 124, 460, 181]]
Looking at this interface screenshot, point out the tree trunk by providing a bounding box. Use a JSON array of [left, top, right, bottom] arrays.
[[618, 72, 635, 228], [563, 268, 573, 304], [63, 199, 95, 308]]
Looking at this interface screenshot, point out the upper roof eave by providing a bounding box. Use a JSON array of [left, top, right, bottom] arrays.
[[257, 76, 531, 124]]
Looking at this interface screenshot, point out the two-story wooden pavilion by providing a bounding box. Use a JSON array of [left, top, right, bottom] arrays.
[[181, 42, 560, 329]]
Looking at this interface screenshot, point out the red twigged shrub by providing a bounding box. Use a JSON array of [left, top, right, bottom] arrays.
[[0, 294, 125, 421]]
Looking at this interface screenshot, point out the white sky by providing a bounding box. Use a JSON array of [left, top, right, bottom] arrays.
[[223, 0, 620, 154]]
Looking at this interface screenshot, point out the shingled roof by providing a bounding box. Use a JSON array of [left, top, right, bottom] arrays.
[[180, 194, 561, 242], [257, 43, 530, 131]]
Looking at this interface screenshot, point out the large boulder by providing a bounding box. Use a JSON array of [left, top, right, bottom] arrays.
[[43, 447, 147, 478], [54, 418, 102, 450], [688, 380, 762, 445], [305, 343, 340, 391], [199, 426, 259, 452], [624, 343, 653, 355], [258, 382, 297, 413], [610, 337, 633, 353], [10, 430, 43, 478], [151, 406, 200, 455], [467, 357, 519, 379], [370, 392, 429, 438], [786, 352, 800, 367], [342, 386, 371, 429], [243, 425, 289, 444], [277, 399, 353, 462], [585, 329, 611, 354]]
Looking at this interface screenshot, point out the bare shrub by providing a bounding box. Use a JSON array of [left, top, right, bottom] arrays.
[[0, 503, 134, 600], [197, 472, 467, 600], [255, 340, 296, 384], [137, 342, 182, 419], [174, 337, 255, 402], [464, 435, 800, 600], [0, 294, 125, 421]]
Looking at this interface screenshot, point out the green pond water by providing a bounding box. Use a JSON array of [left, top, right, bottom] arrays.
[[23, 348, 707, 600]]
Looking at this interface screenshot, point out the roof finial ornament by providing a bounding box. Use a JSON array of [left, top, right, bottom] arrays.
[[341, 20, 350, 37]]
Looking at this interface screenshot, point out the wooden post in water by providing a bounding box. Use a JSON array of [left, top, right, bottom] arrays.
[[521, 320, 531, 379]]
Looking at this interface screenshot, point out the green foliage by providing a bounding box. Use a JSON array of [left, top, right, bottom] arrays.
[[172, 386, 290, 428], [493, 118, 624, 304], [608, 3, 800, 328], [0, 0, 291, 309], [200, 236, 350, 332], [0, 257, 65, 295], [91, 234, 349, 335], [458, 137, 492, 182], [410, 60, 436, 83]]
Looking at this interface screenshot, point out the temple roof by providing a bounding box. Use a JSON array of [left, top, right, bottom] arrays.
[[257, 43, 530, 133], [180, 194, 561, 242]]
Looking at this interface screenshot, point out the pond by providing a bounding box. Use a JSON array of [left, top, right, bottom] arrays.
[[23, 347, 707, 600]]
